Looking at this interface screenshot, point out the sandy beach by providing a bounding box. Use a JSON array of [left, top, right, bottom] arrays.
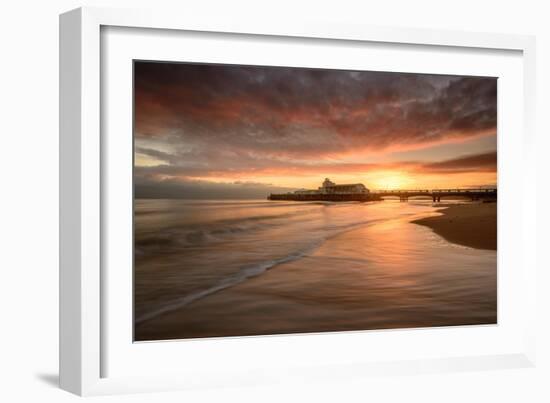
[[412, 202, 496, 250]]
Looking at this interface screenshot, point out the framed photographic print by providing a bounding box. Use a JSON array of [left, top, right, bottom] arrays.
[[60, 7, 537, 396], [133, 61, 499, 342]]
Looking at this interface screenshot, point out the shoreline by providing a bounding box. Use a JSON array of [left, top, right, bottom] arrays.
[[412, 202, 496, 250], [135, 203, 497, 341]]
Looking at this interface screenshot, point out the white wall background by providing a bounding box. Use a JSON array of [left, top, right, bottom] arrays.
[[1, 1, 548, 401]]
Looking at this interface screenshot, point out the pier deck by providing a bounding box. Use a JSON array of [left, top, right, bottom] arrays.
[[268, 189, 497, 202]]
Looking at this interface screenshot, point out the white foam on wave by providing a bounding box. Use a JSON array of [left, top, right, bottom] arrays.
[[134, 241, 322, 325], [135, 210, 386, 325], [135, 207, 392, 325]]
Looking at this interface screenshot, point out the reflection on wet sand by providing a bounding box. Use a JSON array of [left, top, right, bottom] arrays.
[[135, 200, 496, 341]]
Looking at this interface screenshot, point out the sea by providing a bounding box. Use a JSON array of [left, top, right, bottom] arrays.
[[134, 199, 496, 339]]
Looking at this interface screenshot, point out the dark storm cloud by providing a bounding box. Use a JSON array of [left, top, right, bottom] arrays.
[[133, 62, 497, 196], [134, 62, 497, 158], [135, 147, 180, 165], [420, 151, 497, 173]]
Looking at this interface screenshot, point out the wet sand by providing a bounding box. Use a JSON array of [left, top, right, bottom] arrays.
[[135, 207, 496, 341], [412, 202, 496, 251]]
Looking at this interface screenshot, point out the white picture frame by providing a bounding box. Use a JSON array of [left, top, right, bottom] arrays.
[[59, 6, 537, 396]]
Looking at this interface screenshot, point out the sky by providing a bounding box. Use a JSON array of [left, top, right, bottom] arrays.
[[134, 61, 497, 199]]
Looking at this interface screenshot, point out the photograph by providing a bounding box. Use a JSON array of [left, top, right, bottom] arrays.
[[1, 0, 545, 399], [133, 61, 497, 341]]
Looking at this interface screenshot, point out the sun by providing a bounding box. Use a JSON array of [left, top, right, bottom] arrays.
[[370, 172, 414, 190]]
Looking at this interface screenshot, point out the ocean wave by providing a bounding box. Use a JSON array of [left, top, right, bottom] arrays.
[[134, 240, 322, 325], [135, 216, 386, 324], [135, 199, 354, 214], [145, 200, 332, 208], [136, 210, 317, 250]]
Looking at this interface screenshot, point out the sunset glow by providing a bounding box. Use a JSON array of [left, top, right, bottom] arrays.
[[134, 62, 496, 198]]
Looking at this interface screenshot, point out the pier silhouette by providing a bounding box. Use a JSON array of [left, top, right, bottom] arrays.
[[372, 188, 497, 202], [268, 188, 497, 202]]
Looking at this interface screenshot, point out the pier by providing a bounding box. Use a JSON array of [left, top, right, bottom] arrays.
[[267, 193, 374, 202], [267, 179, 497, 202], [267, 189, 497, 202], [372, 188, 497, 202]]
